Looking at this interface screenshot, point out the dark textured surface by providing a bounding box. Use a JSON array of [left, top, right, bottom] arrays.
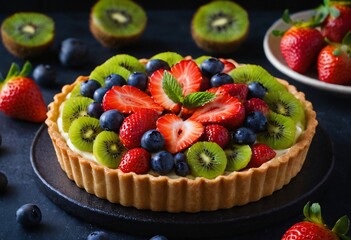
[[1, 6, 351, 240]]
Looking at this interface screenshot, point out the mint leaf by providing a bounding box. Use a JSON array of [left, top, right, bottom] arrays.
[[162, 71, 183, 104], [183, 92, 216, 109]]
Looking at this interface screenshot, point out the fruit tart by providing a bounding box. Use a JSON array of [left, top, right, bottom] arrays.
[[46, 52, 318, 213]]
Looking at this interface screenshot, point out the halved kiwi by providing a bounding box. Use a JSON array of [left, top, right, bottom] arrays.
[[257, 111, 296, 150], [150, 52, 184, 67], [186, 141, 227, 179], [93, 131, 126, 168], [62, 96, 93, 132], [225, 144, 252, 171], [191, 0, 249, 53], [1, 12, 55, 59], [68, 116, 102, 152], [89, 0, 147, 48]]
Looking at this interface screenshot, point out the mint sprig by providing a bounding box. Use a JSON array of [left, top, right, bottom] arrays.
[[183, 92, 216, 109]]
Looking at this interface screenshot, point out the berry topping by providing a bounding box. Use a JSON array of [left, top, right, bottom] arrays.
[[119, 148, 151, 174], [247, 143, 276, 168], [210, 72, 233, 87], [99, 109, 124, 132], [150, 150, 174, 175], [16, 203, 42, 227], [208, 83, 248, 101], [175, 161, 190, 177], [103, 85, 163, 115], [80, 79, 101, 98], [232, 127, 256, 145], [247, 81, 267, 99], [32, 64, 56, 87], [87, 102, 104, 119], [200, 57, 224, 78], [219, 58, 236, 73], [59, 38, 88, 68], [244, 97, 270, 116], [244, 111, 268, 133], [141, 129, 165, 152], [93, 87, 109, 103], [105, 73, 126, 89], [146, 59, 170, 76], [174, 152, 186, 164], [119, 109, 159, 149], [127, 72, 148, 91], [202, 124, 230, 148]]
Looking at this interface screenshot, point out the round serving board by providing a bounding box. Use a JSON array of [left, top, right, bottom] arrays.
[[30, 125, 334, 239]]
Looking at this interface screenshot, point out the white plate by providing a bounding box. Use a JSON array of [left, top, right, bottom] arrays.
[[263, 9, 351, 95]]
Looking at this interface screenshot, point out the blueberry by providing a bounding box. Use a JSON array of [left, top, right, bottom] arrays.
[[32, 64, 56, 87], [87, 231, 110, 240], [175, 161, 190, 177], [127, 72, 148, 91], [145, 59, 170, 76], [0, 171, 8, 193], [99, 110, 124, 132], [87, 102, 104, 119], [200, 58, 224, 78], [16, 203, 42, 227], [93, 87, 109, 103], [105, 74, 126, 89], [151, 151, 174, 175], [174, 152, 186, 164], [232, 127, 256, 145], [80, 80, 101, 99], [149, 235, 168, 240], [141, 129, 165, 152], [244, 111, 268, 133], [247, 82, 267, 99], [210, 73, 233, 87], [59, 38, 88, 68]]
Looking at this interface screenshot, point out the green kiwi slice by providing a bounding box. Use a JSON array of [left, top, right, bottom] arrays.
[[191, 0, 249, 53], [1, 12, 55, 59], [225, 144, 252, 171], [62, 96, 93, 132], [150, 52, 184, 67], [90, 0, 147, 48], [186, 141, 227, 179], [229, 64, 287, 93], [257, 112, 296, 150], [68, 116, 102, 152], [93, 131, 126, 168], [264, 91, 306, 129], [89, 54, 144, 85]]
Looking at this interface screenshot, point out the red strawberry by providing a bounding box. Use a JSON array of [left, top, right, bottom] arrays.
[[282, 202, 349, 240], [0, 62, 47, 123], [280, 26, 325, 73], [201, 124, 230, 148], [148, 60, 202, 113], [244, 98, 270, 116], [320, 4, 351, 43], [208, 83, 248, 101], [118, 148, 151, 174], [317, 36, 351, 85], [247, 143, 276, 168], [119, 109, 159, 149], [188, 94, 245, 130], [156, 113, 204, 154], [103, 85, 163, 115], [219, 58, 236, 73]]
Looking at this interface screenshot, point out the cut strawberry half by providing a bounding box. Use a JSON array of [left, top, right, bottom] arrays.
[[188, 94, 245, 129], [219, 58, 236, 73], [156, 113, 204, 154], [244, 98, 269, 116], [103, 85, 163, 115], [208, 83, 248, 101]]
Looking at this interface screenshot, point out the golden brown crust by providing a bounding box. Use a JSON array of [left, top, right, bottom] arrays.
[[46, 70, 317, 213]]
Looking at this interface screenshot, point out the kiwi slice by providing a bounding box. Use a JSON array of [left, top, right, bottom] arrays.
[[264, 91, 306, 128], [89, 54, 145, 85], [150, 52, 184, 67], [89, 0, 147, 48], [93, 131, 126, 168], [186, 141, 227, 179], [68, 116, 102, 152], [257, 112, 296, 150], [1, 12, 55, 59], [191, 0, 249, 53], [225, 144, 252, 171], [62, 96, 93, 132], [229, 64, 287, 93], [69, 84, 83, 98]]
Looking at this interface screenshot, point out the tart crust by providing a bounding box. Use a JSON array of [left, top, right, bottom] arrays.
[[46, 71, 317, 213]]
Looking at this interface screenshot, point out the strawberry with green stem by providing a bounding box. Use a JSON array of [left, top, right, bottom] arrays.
[[0, 61, 47, 123], [273, 10, 326, 74], [317, 31, 351, 85], [282, 202, 350, 240]]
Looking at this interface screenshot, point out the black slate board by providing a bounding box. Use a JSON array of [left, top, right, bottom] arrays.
[[30, 125, 334, 239]]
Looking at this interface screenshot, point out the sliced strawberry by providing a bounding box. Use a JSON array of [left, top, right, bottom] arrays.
[[156, 113, 204, 154], [247, 143, 276, 168], [148, 69, 181, 113], [188, 94, 245, 129], [119, 148, 151, 174], [208, 83, 248, 100], [103, 85, 163, 115], [244, 98, 270, 116], [219, 58, 236, 73], [119, 109, 159, 149]]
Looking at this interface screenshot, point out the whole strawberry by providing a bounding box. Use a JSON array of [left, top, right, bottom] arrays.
[[247, 143, 276, 168], [281, 202, 350, 240], [0, 62, 47, 122], [118, 148, 151, 174], [274, 10, 325, 73], [317, 32, 351, 85], [201, 124, 230, 148]]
